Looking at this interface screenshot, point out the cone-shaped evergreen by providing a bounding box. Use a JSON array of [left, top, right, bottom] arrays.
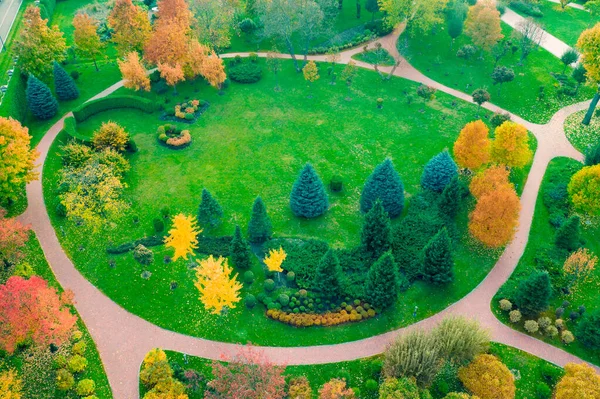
[[230, 225, 253, 270], [421, 228, 454, 284], [26, 75, 58, 120], [365, 252, 400, 309], [555, 215, 582, 252], [421, 150, 458, 192], [439, 176, 462, 220], [360, 158, 405, 218], [198, 188, 223, 229], [361, 200, 392, 260], [248, 196, 273, 243], [53, 61, 79, 101], [513, 270, 552, 316], [290, 163, 329, 218], [312, 249, 344, 298]]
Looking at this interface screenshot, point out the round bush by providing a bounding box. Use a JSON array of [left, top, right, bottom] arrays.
[[278, 294, 290, 307], [365, 379, 378, 392], [499, 299, 512, 311], [264, 279, 275, 292], [70, 70, 80, 80], [524, 320, 539, 334], [534, 382, 551, 399], [561, 330, 575, 344], [286, 271, 295, 282], [72, 341, 87, 356], [68, 355, 88, 373], [245, 294, 257, 309], [133, 244, 154, 265], [243, 270, 255, 284], [76, 379, 96, 396], [153, 218, 164, 233], [546, 326, 558, 338], [71, 330, 83, 342], [555, 319, 565, 329], [509, 310, 522, 323], [229, 62, 263, 84], [56, 368, 75, 391]]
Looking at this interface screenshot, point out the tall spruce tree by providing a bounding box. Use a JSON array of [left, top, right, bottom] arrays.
[[361, 200, 392, 260], [53, 61, 79, 101], [26, 74, 58, 120], [290, 163, 329, 218], [365, 252, 400, 309], [421, 150, 458, 192], [555, 215, 582, 252], [513, 270, 552, 316], [248, 196, 273, 243], [421, 228, 454, 284], [229, 225, 252, 270], [439, 176, 462, 219], [197, 188, 223, 229], [312, 249, 344, 298], [360, 158, 405, 218]]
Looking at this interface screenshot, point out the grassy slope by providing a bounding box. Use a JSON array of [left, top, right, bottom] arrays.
[[405, 22, 594, 123], [564, 109, 600, 152], [0, 234, 113, 399], [493, 157, 600, 366], [41, 60, 537, 346]]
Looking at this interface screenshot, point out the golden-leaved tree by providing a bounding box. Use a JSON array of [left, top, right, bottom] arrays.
[[200, 52, 227, 90], [73, 13, 105, 71], [464, 0, 503, 53], [119, 52, 151, 92], [164, 214, 200, 261], [0, 117, 38, 203], [490, 121, 532, 169], [554, 363, 600, 398], [453, 120, 491, 170], [563, 248, 597, 291], [194, 255, 242, 314], [264, 247, 287, 272], [108, 0, 152, 56], [469, 165, 512, 199], [0, 369, 22, 399], [378, 0, 448, 36], [458, 354, 515, 399], [568, 164, 600, 215]]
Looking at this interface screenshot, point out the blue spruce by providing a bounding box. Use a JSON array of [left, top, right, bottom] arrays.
[[421, 150, 458, 192], [53, 61, 79, 101], [26, 75, 58, 120], [290, 163, 329, 218], [360, 158, 405, 218]]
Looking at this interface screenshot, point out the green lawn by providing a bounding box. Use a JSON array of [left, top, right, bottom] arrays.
[[0, 234, 112, 399], [564, 109, 600, 152], [40, 60, 533, 346], [352, 48, 396, 66], [493, 157, 600, 366], [510, 0, 596, 47], [405, 23, 594, 123]]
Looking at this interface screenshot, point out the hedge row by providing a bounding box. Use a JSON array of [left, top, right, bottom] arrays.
[[0, 69, 28, 122], [59, 116, 92, 142], [196, 235, 233, 257], [107, 235, 165, 254], [39, 0, 57, 21], [73, 95, 158, 122]]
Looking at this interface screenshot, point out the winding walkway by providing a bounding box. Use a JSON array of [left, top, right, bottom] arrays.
[[18, 29, 599, 399]]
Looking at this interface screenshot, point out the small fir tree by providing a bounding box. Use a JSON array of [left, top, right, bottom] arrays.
[[26, 75, 58, 120], [576, 309, 600, 350], [421, 151, 458, 193], [360, 158, 405, 218], [439, 176, 462, 219], [229, 225, 252, 270], [421, 228, 454, 284], [290, 163, 329, 218], [513, 270, 552, 316], [312, 249, 344, 298], [365, 252, 401, 309], [53, 62, 79, 101], [248, 196, 272, 243], [361, 200, 392, 260], [555, 215, 582, 253], [197, 188, 223, 229]]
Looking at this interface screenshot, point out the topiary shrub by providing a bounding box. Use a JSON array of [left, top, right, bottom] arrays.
[[26, 74, 58, 120], [524, 320, 539, 334], [509, 310, 522, 323], [72, 341, 87, 356], [286, 271, 295, 282], [76, 379, 95, 396], [243, 270, 254, 284], [499, 299, 512, 311], [68, 355, 88, 373], [278, 294, 290, 307], [72, 95, 157, 122], [133, 245, 154, 265], [245, 294, 257, 309], [575, 309, 600, 350], [229, 62, 263, 83], [264, 279, 275, 292]]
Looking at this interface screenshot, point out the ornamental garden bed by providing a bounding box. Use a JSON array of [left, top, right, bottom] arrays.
[[157, 124, 192, 149], [161, 99, 209, 123]]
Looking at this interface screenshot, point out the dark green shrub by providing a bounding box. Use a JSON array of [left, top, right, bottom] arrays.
[[70, 70, 80, 80], [286, 271, 295, 282], [361, 158, 404, 217], [312, 249, 344, 299], [239, 18, 256, 34], [576, 309, 600, 350], [430, 361, 461, 397], [361, 200, 391, 260], [153, 218, 164, 233], [365, 379, 378, 392], [490, 112, 511, 128], [421, 228, 454, 284], [230, 225, 252, 269], [264, 238, 328, 289], [421, 151, 458, 193], [229, 62, 263, 83], [264, 279, 275, 292], [534, 382, 551, 399], [72, 95, 157, 122], [106, 235, 165, 254], [248, 196, 272, 243], [456, 44, 476, 59], [555, 215, 582, 252], [510, 0, 543, 17], [330, 175, 343, 192], [541, 363, 563, 384], [245, 294, 257, 309], [243, 270, 254, 284], [290, 163, 329, 218], [365, 252, 400, 309], [513, 271, 552, 316], [278, 294, 290, 306], [53, 62, 79, 101], [197, 188, 223, 229], [585, 142, 600, 166], [150, 70, 161, 83], [26, 75, 58, 120], [161, 206, 170, 219], [133, 245, 154, 265], [196, 235, 232, 257], [0, 69, 27, 122]]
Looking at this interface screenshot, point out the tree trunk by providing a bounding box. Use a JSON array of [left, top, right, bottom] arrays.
[[93, 58, 99, 72], [386, 60, 401, 80], [285, 38, 300, 72], [582, 91, 600, 126]]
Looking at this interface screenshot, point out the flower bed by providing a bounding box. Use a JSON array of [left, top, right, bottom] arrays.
[[157, 124, 192, 149], [162, 99, 209, 124]]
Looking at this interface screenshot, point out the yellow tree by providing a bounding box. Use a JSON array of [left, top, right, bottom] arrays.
[[194, 255, 242, 314], [555, 363, 600, 399], [453, 120, 491, 170], [164, 214, 201, 261], [563, 248, 597, 291], [568, 164, 600, 215], [158, 63, 185, 94], [458, 354, 515, 399], [303, 60, 320, 98], [0, 369, 22, 399], [15, 6, 67, 77], [464, 0, 504, 53], [118, 52, 151, 92], [469, 184, 520, 248], [577, 23, 600, 125], [0, 117, 38, 203], [264, 247, 287, 272], [157, 0, 194, 27], [108, 0, 152, 56], [378, 0, 448, 36], [200, 52, 227, 91], [73, 13, 105, 71], [469, 165, 512, 199], [490, 121, 532, 169]]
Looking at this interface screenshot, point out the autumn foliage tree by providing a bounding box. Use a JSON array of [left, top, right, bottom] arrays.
[[194, 255, 242, 314], [567, 164, 600, 215], [0, 276, 76, 354], [0, 209, 30, 266], [554, 363, 600, 398], [73, 13, 105, 71], [469, 165, 512, 199], [458, 354, 515, 399], [563, 248, 597, 291], [140, 348, 189, 399], [318, 378, 356, 399], [164, 214, 200, 261], [453, 120, 491, 170], [119, 52, 151, 92], [264, 247, 287, 273], [206, 346, 286, 399], [92, 121, 130, 152], [108, 0, 152, 56], [0, 369, 22, 399], [0, 117, 38, 203], [464, 0, 503, 53], [200, 52, 227, 90], [491, 121, 532, 169]]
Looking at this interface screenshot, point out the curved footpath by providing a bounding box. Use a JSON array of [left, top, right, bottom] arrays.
[[19, 30, 599, 399]]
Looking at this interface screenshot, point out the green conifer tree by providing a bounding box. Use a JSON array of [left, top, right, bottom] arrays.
[[439, 176, 462, 219], [365, 252, 401, 309], [197, 188, 223, 230], [312, 249, 344, 298], [361, 200, 392, 260], [229, 225, 252, 270], [421, 228, 454, 284], [513, 270, 552, 316], [248, 196, 273, 243], [53, 61, 79, 101], [576, 309, 600, 350], [360, 158, 405, 218], [26, 74, 58, 120], [290, 163, 329, 218], [555, 215, 582, 252], [421, 150, 458, 192]]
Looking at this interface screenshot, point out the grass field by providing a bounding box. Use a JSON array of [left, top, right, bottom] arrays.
[[39, 60, 538, 346], [564, 109, 600, 152]]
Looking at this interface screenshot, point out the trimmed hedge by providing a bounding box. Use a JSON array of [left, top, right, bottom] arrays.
[[196, 235, 233, 257], [73, 95, 157, 122], [107, 235, 165, 254], [59, 116, 91, 142], [0, 70, 27, 122]]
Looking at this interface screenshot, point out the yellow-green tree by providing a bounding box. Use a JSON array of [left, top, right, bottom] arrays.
[[15, 6, 66, 77], [464, 0, 503, 53], [164, 214, 201, 261], [0, 117, 38, 203], [73, 13, 105, 71], [92, 121, 130, 152], [264, 247, 287, 272], [563, 248, 597, 291], [453, 120, 491, 170], [303, 60, 320, 98], [0, 369, 22, 399], [108, 0, 152, 57], [194, 255, 242, 314], [378, 0, 448, 36], [490, 121, 532, 168], [140, 348, 189, 399], [119, 52, 151, 92], [458, 354, 515, 399], [554, 363, 600, 399], [577, 23, 600, 125], [568, 164, 600, 215]]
